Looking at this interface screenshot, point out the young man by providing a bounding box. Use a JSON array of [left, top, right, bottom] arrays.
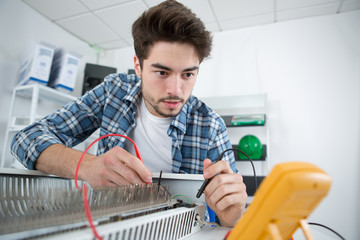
[[11, 0, 247, 227]]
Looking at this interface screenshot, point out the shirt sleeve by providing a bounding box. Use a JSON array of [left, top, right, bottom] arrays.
[[207, 116, 238, 173], [10, 82, 107, 170]]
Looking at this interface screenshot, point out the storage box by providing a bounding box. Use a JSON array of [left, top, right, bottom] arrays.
[[17, 41, 55, 86], [48, 49, 81, 92]]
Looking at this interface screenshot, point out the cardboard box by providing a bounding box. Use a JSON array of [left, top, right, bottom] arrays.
[[17, 41, 55, 86], [48, 49, 81, 92]]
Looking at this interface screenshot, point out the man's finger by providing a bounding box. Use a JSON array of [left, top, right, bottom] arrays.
[[105, 172, 132, 186], [109, 147, 152, 183], [124, 155, 152, 183], [112, 162, 147, 185], [204, 160, 233, 179], [203, 158, 213, 171], [205, 174, 245, 200], [215, 193, 245, 211]]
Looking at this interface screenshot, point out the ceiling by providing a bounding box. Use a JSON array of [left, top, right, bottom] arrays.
[[22, 0, 360, 50]]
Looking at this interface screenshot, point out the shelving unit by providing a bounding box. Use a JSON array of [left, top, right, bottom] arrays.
[[1, 84, 77, 168], [200, 93, 270, 176]]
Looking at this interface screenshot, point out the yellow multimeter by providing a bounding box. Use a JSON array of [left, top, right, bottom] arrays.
[[227, 162, 331, 240]]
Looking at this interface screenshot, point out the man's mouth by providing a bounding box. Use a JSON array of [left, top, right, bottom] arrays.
[[162, 100, 182, 109]]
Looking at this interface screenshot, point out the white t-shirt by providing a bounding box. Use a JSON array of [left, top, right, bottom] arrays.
[[124, 98, 173, 173]]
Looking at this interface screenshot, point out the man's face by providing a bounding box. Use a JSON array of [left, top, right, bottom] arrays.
[[134, 41, 200, 118]]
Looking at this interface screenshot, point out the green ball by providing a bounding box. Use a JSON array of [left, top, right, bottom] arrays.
[[238, 135, 263, 160]]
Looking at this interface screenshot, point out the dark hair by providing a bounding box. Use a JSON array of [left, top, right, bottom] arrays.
[[132, 0, 212, 67]]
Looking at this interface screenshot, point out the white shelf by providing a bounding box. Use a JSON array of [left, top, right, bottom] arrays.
[[200, 94, 270, 176], [14, 84, 76, 104], [1, 84, 78, 168], [200, 93, 267, 116]]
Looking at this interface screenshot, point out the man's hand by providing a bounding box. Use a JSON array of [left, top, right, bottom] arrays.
[[202, 158, 247, 227], [36, 144, 152, 188], [80, 146, 152, 187]]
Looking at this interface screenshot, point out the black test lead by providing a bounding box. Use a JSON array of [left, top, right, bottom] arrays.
[[196, 178, 210, 198], [195, 149, 256, 199]]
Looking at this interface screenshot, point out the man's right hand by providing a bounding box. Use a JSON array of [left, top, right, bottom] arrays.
[[35, 144, 152, 188], [80, 146, 152, 187]]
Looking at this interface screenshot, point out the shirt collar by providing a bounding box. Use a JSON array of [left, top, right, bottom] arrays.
[[170, 96, 195, 135], [123, 74, 142, 104]]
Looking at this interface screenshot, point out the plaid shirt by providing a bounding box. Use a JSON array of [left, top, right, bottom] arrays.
[[11, 73, 236, 174]]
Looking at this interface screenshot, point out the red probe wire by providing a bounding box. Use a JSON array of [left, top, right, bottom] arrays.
[[74, 134, 144, 239]]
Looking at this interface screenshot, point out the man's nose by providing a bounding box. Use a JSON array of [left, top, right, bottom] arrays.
[[166, 74, 182, 96]]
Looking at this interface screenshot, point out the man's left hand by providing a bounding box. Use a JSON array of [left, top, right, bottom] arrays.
[[202, 158, 248, 227]]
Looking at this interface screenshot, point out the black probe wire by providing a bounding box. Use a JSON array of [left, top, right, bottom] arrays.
[[308, 222, 346, 240], [196, 148, 257, 198], [219, 148, 257, 191]]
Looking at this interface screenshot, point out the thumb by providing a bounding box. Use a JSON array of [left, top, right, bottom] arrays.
[[203, 159, 213, 175]]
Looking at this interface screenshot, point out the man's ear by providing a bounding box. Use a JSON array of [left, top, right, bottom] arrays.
[[134, 55, 141, 78]]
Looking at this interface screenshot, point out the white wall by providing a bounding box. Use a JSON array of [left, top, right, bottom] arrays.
[[101, 10, 360, 239], [99, 47, 135, 73], [0, 0, 99, 164]]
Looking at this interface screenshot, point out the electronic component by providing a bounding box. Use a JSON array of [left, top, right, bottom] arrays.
[[0, 171, 206, 239]]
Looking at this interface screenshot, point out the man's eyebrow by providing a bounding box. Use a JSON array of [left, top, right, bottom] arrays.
[[151, 63, 172, 71], [184, 66, 199, 72], [151, 63, 199, 72]]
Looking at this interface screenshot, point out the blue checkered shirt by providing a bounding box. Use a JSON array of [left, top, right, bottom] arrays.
[[11, 73, 236, 174]]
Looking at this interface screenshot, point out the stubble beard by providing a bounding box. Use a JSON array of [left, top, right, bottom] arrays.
[[141, 85, 186, 118], [143, 92, 185, 118]]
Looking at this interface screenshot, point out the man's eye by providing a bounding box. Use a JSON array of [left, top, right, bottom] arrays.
[[156, 71, 167, 76], [184, 72, 194, 78]]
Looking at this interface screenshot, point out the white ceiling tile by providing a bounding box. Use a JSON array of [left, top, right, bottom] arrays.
[[80, 0, 136, 11], [206, 22, 221, 32], [22, 0, 88, 21], [143, 0, 164, 8], [210, 0, 274, 21], [178, 0, 217, 23], [95, 2, 147, 40], [219, 13, 274, 31], [340, 0, 360, 12], [97, 40, 130, 50], [56, 13, 119, 44], [21, 0, 359, 51], [277, 3, 339, 21], [125, 37, 134, 46], [142, 0, 217, 25], [277, 0, 341, 11]]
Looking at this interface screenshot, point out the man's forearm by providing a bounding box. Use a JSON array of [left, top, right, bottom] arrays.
[[35, 144, 95, 180]]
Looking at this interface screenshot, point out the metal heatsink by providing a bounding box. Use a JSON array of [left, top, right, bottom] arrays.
[[0, 173, 187, 239]]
